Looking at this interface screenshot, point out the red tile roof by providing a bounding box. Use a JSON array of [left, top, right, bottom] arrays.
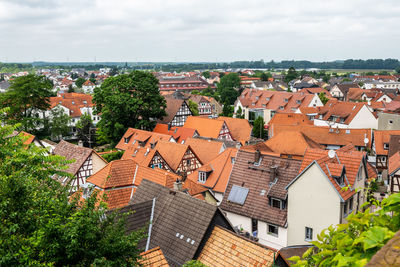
[[268, 113, 313, 127], [152, 123, 196, 143], [183, 116, 225, 139], [215, 116, 252, 145], [49, 93, 93, 118], [116, 128, 173, 151], [374, 130, 400, 155]]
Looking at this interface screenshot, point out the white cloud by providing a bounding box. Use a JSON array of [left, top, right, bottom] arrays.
[[0, 0, 399, 62]]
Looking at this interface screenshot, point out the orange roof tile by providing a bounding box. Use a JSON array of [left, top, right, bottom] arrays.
[[184, 137, 225, 164], [116, 128, 173, 151], [389, 152, 400, 176], [152, 123, 197, 143], [139, 247, 169, 267], [215, 116, 252, 145], [187, 148, 237, 194], [268, 113, 313, 127], [298, 147, 366, 200], [317, 100, 366, 125], [183, 116, 224, 139], [197, 226, 276, 267]]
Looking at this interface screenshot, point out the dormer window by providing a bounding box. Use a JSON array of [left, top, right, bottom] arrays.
[[384, 143, 389, 150], [296, 100, 301, 104], [83, 100, 87, 104], [270, 198, 283, 209], [336, 175, 345, 186], [279, 106, 284, 110], [284, 98, 288, 103], [266, 97, 270, 101], [124, 137, 130, 144], [72, 101, 75, 105], [198, 172, 207, 183]]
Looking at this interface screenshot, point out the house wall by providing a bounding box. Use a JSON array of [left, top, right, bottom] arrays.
[[213, 192, 224, 205], [378, 113, 400, 130], [330, 86, 344, 99], [224, 211, 287, 249], [307, 95, 324, 107], [348, 105, 378, 129], [287, 163, 341, 246], [92, 153, 107, 174]]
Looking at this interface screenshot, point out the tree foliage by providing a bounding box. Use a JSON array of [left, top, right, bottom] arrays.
[[75, 77, 86, 88], [188, 100, 199, 116], [47, 106, 72, 141], [93, 71, 167, 145], [0, 74, 54, 133], [183, 260, 208, 267], [0, 113, 143, 266], [284, 67, 300, 83], [217, 73, 240, 106], [235, 106, 245, 119], [252, 116, 267, 139], [76, 113, 95, 147], [291, 191, 400, 267], [202, 71, 210, 79], [318, 92, 330, 105]]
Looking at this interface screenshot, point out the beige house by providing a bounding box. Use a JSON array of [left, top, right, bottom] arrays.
[[286, 145, 373, 246]]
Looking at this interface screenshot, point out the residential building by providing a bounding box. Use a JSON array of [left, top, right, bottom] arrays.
[[123, 179, 234, 266], [234, 89, 323, 125], [115, 128, 175, 152], [329, 83, 359, 100], [82, 80, 96, 94], [187, 148, 238, 203], [286, 145, 370, 246], [378, 112, 400, 130], [374, 130, 400, 181], [53, 140, 107, 190], [313, 100, 378, 129], [159, 98, 192, 127], [183, 116, 234, 141], [152, 123, 198, 143], [158, 75, 212, 93], [184, 137, 226, 164], [220, 149, 302, 249]]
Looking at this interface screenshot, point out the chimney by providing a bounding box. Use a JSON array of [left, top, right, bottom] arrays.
[[174, 179, 182, 191], [270, 166, 277, 182], [255, 149, 261, 163]]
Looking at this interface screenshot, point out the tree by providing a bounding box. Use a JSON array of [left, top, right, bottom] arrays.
[[75, 77, 86, 88], [89, 77, 96, 84], [318, 92, 330, 105], [109, 67, 119, 77], [0, 74, 4, 81], [183, 260, 208, 266], [396, 67, 400, 74], [71, 73, 78, 79], [291, 190, 400, 266], [221, 104, 234, 117], [47, 106, 72, 141], [76, 113, 95, 147], [235, 106, 245, 119], [217, 73, 240, 106], [188, 100, 199, 116], [0, 74, 53, 133], [68, 84, 74, 93], [202, 71, 210, 79], [0, 113, 144, 265], [260, 72, 272, 81], [93, 71, 167, 145], [284, 67, 299, 83], [252, 116, 267, 139]]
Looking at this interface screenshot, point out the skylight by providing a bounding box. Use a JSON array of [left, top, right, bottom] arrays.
[[227, 185, 249, 205]]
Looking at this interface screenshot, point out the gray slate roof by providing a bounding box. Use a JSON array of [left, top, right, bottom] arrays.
[[127, 179, 232, 266]]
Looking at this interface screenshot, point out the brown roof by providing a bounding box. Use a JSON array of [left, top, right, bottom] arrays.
[[159, 98, 191, 124], [153, 124, 197, 143], [270, 125, 372, 149], [139, 247, 170, 267], [297, 146, 366, 200], [53, 140, 93, 176], [388, 135, 400, 158], [187, 148, 238, 194], [374, 130, 400, 155], [215, 116, 252, 145], [220, 150, 302, 227], [184, 137, 225, 164], [333, 83, 360, 95], [184, 116, 225, 139], [129, 179, 233, 266], [197, 226, 276, 267]]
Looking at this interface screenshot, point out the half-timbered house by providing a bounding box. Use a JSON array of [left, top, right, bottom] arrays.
[[374, 130, 400, 182], [53, 140, 107, 191], [159, 98, 192, 127], [115, 128, 175, 151], [183, 116, 234, 141], [388, 152, 400, 193]]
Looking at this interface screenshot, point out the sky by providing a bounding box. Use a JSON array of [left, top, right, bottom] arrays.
[[0, 0, 399, 62]]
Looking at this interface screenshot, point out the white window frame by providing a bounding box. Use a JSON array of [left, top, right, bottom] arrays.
[[305, 227, 313, 241], [198, 172, 207, 183], [267, 224, 279, 237]]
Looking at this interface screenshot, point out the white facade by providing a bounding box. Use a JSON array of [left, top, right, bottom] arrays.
[[225, 211, 287, 250]]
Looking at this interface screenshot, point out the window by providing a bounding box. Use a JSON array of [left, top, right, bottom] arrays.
[[344, 201, 348, 215], [271, 198, 282, 209], [349, 197, 353, 213], [198, 172, 206, 183], [227, 185, 249, 205], [305, 227, 313, 241], [251, 218, 258, 237], [389, 120, 394, 124], [268, 224, 278, 237], [384, 143, 389, 150], [124, 137, 130, 144]]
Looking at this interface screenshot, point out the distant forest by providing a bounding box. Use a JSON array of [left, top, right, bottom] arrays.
[[1, 59, 400, 72]]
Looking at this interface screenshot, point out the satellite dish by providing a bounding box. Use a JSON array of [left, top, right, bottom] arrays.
[[328, 150, 336, 159], [364, 138, 369, 144]]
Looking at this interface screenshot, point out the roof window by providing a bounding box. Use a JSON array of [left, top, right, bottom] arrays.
[[227, 185, 249, 205]]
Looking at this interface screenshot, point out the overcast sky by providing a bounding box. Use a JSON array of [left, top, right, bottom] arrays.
[[1, 0, 399, 62]]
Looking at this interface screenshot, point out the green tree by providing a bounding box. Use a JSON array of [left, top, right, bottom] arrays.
[[76, 113, 95, 147], [188, 100, 199, 116], [318, 92, 330, 105], [291, 190, 400, 267], [0, 113, 144, 266], [89, 77, 96, 84], [252, 116, 267, 139], [68, 84, 74, 93], [235, 106, 245, 119], [396, 67, 400, 74], [221, 104, 234, 117], [260, 72, 272, 81], [217, 73, 240, 106], [202, 71, 210, 79], [93, 71, 167, 145], [75, 77, 86, 88], [183, 260, 208, 266], [0, 74, 4, 81], [48, 106, 72, 141], [0, 74, 53, 133], [284, 67, 299, 83]]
